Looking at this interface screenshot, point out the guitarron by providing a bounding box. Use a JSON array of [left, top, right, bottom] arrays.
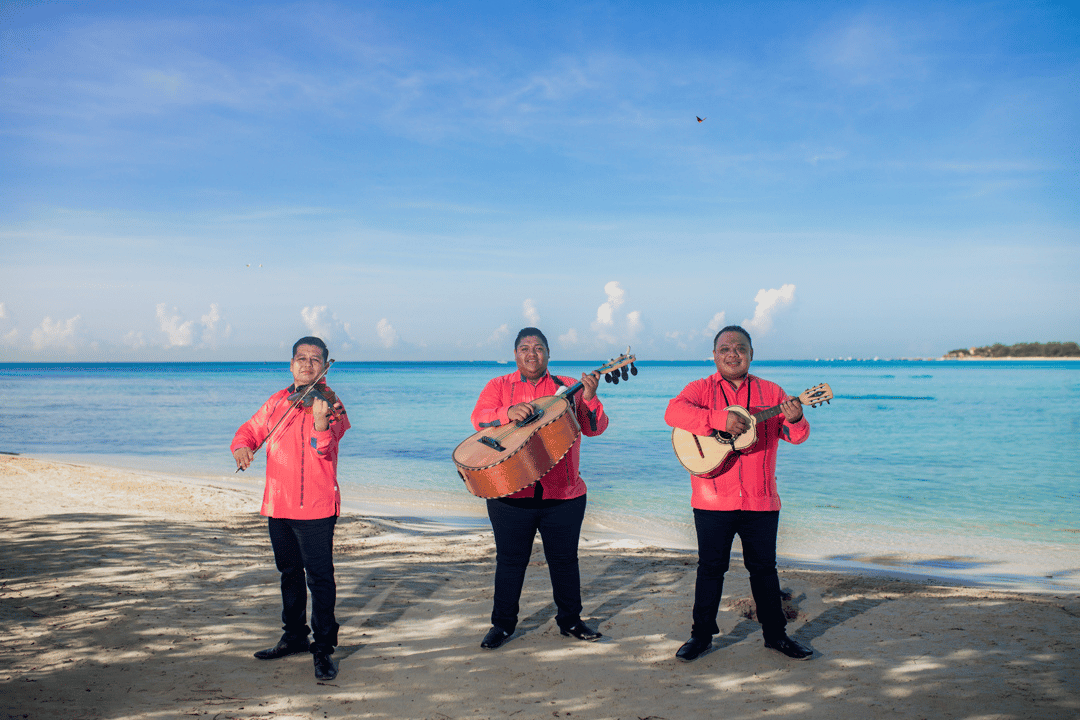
[[671, 383, 833, 475], [453, 352, 637, 499]]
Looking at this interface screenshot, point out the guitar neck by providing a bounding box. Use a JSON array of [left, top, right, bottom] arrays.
[[751, 404, 788, 424], [744, 384, 831, 427]]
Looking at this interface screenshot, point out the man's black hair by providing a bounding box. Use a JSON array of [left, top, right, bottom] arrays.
[[293, 336, 329, 363], [514, 327, 549, 351], [713, 325, 752, 350]]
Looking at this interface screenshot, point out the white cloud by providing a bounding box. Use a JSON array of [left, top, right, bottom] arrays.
[[156, 304, 195, 347], [523, 298, 540, 326], [559, 328, 579, 346], [3, 328, 19, 345], [481, 323, 509, 347], [199, 303, 232, 348], [706, 312, 727, 337], [301, 305, 354, 348], [376, 318, 398, 348], [664, 329, 689, 350], [590, 281, 641, 347], [123, 330, 146, 349], [301, 305, 332, 338], [31, 315, 81, 350], [595, 281, 625, 325], [743, 284, 796, 335], [201, 304, 221, 331], [0, 302, 6, 319]]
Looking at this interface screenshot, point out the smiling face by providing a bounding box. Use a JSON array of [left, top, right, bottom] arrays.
[[514, 335, 549, 382], [713, 330, 753, 383], [291, 343, 326, 387]]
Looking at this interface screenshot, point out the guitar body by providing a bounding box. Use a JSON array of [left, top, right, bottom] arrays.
[[670, 383, 833, 476], [453, 395, 581, 499], [670, 406, 757, 475]]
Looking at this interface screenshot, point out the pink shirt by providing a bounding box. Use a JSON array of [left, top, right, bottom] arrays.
[[665, 372, 809, 511], [470, 371, 608, 500], [231, 387, 350, 519]]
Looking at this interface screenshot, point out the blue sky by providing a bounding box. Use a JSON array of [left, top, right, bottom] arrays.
[[2, 0, 1077, 361]]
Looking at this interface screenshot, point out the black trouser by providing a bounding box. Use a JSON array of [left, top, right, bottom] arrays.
[[267, 516, 339, 654], [485, 495, 587, 633], [691, 509, 786, 641]]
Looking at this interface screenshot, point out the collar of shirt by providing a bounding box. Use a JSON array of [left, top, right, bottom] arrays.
[[518, 370, 552, 385]]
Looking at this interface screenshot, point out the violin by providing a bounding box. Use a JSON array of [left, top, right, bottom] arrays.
[[235, 358, 343, 473], [288, 381, 347, 422]]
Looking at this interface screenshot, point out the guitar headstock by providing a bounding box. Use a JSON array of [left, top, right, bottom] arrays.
[[600, 349, 638, 385], [799, 383, 833, 407]]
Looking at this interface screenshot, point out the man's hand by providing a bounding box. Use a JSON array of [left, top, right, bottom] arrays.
[[780, 398, 804, 423], [233, 447, 254, 471], [580, 371, 600, 401], [312, 397, 331, 432], [725, 411, 750, 436], [508, 402, 536, 423]]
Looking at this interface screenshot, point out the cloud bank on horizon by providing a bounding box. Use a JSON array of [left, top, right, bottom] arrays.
[[1, 1, 1077, 361]]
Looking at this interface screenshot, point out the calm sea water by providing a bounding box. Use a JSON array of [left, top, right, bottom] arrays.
[[2, 360, 1078, 589]]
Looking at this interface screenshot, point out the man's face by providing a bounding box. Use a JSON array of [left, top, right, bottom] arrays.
[[713, 331, 753, 381], [515, 335, 549, 382], [291, 344, 325, 387]]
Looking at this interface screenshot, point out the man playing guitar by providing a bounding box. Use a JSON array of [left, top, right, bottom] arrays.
[[665, 325, 813, 662], [469, 327, 609, 650]]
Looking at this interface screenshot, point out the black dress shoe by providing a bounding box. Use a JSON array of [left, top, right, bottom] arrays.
[[559, 621, 602, 642], [253, 636, 310, 660], [764, 635, 813, 659], [675, 636, 712, 662], [480, 626, 513, 649], [313, 650, 337, 681]]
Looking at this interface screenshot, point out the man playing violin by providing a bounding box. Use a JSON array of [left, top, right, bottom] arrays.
[[664, 325, 813, 662], [231, 336, 350, 681], [470, 327, 609, 649]]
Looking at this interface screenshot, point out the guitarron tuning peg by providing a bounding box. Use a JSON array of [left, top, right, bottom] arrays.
[[611, 372, 620, 384], [630, 362, 638, 375], [621, 366, 629, 381], [604, 372, 613, 383]]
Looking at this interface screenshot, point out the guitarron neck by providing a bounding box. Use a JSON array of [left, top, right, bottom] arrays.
[[559, 379, 586, 398]]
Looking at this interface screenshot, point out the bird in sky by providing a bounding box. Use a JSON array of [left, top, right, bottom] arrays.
[[696, 116, 706, 123]]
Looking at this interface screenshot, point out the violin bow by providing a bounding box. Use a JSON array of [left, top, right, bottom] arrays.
[[236, 358, 335, 473]]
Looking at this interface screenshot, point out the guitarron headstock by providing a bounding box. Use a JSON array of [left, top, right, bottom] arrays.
[[601, 349, 638, 385], [799, 383, 833, 407]]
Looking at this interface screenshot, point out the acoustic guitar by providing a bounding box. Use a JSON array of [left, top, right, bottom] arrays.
[[671, 383, 832, 475], [453, 352, 638, 499]]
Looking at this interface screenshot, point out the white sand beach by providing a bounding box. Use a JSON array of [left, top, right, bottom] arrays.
[[2, 455, 1078, 720]]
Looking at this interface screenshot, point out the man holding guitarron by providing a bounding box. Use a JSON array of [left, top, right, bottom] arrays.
[[469, 327, 609, 650], [665, 325, 813, 662]]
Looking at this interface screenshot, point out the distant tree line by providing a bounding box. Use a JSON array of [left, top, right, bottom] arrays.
[[945, 341, 1080, 358]]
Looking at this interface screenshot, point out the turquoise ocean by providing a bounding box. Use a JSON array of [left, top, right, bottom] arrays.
[[2, 360, 1078, 591]]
